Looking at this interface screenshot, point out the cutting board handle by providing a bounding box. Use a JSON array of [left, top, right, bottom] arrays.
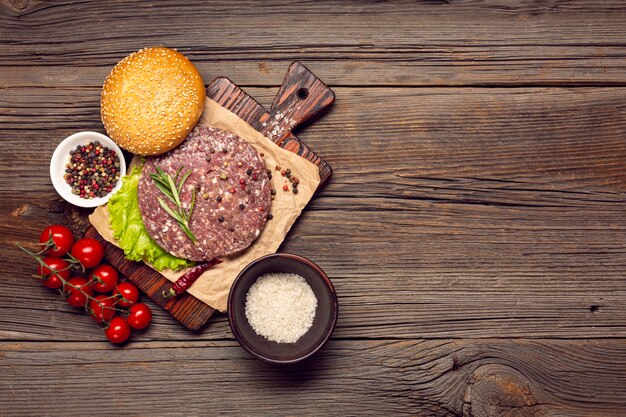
[[259, 62, 335, 144]]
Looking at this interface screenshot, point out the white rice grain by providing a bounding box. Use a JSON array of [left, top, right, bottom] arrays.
[[245, 273, 317, 344]]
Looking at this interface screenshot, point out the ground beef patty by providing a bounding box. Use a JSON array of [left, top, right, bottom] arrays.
[[137, 125, 271, 261]]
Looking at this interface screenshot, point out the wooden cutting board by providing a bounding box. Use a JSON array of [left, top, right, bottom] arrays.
[[85, 62, 335, 331]]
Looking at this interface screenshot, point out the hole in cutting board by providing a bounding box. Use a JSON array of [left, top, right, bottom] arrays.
[[297, 88, 309, 100]]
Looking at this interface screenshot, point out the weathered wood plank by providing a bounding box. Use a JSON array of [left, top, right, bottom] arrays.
[[3, 1, 626, 414], [4, 203, 626, 341], [3, 86, 626, 191], [2, 0, 626, 86], [2, 339, 626, 416], [2, 86, 626, 341]]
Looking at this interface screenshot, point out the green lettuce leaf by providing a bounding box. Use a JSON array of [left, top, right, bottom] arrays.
[[108, 163, 194, 271]]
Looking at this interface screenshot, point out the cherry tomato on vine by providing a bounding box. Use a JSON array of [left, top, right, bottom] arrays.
[[127, 303, 152, 329], [113, 282, 139, 307], [89, 294, 116, 323], [42, 275, 63, 289], [39, 225, 74, 257], [105, 316, 131, 344], [38, 257, 71, 289], [70, 238, 104, 269], [90, 264, 119, 293], [64, 276, 93, 308]]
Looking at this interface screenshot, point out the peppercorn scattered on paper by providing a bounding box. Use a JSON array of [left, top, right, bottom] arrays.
[[89, 97, 321, 312]]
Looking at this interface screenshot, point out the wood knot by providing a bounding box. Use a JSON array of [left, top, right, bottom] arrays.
[[10, 204, 29, 217], [9, 0, 29, 11], [463, 364, 546, 417], [451, 355, 460, 371]]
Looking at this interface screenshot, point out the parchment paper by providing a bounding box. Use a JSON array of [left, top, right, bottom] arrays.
[[89, 97, 321, 312]]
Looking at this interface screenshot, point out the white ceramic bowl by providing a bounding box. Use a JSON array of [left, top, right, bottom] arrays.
[[50, 131, 126, 208]]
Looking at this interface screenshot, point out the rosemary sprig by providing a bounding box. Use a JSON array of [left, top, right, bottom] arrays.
[[150, 166, 197, 243]]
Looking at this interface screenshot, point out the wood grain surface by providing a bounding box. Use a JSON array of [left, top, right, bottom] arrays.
[[3, 0, 626, 87], [2, 339, 626, 416], [2, 0, 626, 416]]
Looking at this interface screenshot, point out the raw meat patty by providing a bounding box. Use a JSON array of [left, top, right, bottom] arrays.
[[138, 125, 271, 261]]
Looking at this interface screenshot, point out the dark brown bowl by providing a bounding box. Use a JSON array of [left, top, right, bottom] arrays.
[[228, 253, 338, 364]]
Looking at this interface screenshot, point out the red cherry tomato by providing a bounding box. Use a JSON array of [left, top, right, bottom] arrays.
[[70, 238, 104, 269], [38, 257, 71, 289], [90, 264, 119, 293], [89, 295, 116, 323], [113, 282, 139, 307], [64, 276, 94, 308], [39, 225, 74, 257], [127, 303, 152, 330], [105, 316, 131, 344]]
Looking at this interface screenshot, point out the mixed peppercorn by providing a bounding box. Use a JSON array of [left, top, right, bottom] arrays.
[[276, 164, 299, 193], [64, 141, 120, 199]]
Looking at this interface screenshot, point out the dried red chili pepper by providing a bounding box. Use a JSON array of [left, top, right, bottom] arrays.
[[162, 259, 222, 298]]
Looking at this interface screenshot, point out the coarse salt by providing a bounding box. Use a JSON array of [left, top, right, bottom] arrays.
[[245, 273, 317, 344]]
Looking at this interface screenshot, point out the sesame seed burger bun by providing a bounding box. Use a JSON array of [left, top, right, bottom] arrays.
[[101, 47, 206, 155]]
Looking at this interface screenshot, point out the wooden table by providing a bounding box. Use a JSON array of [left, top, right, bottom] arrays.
[[2, 1, 626, 415]]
